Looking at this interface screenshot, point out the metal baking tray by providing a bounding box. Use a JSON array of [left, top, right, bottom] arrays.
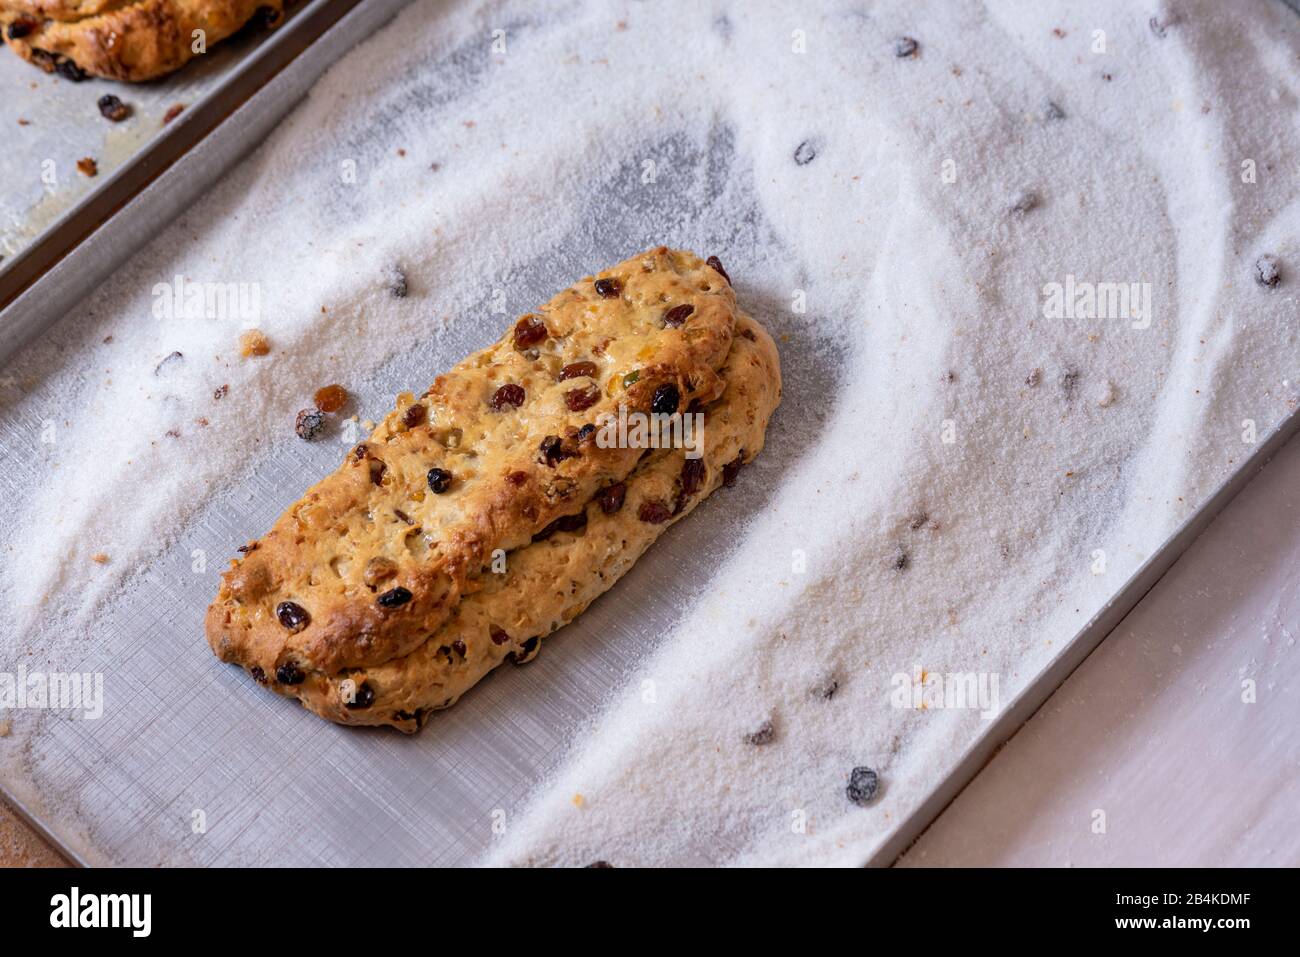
[[0, 0, 401, 365], [2, 0, 1298, 868]]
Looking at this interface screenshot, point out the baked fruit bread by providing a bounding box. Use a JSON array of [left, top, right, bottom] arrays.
[[207, 248, 781, 732], [0, 0, 287, 82]]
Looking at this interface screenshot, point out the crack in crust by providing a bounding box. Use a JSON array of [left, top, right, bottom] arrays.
[[207, 248, 745, 710], [0, 0, 287, 82], [221, 311, 781, 732]]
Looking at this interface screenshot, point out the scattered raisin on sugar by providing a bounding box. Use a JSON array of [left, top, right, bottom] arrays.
[[275, 601, 310, 632], [651, 383, 680, 416], [97, 94, 131, 122], [491, 383, 526, 410], [315, 384, 348, 413], [402, 403, 427, 427], [513, 315, 549, 350], [239, 329, 270, 357], [679, 457, 706, 498], [213, 383, 229, 400], [793, 140, 817, 166], [811, 676, 839, 700], [76, 157, 97, 177], [594, 277, 622, 299], [846, 766, 880, 806], [345, 683, 375, 710], [1045, 101, 1066, 122], [744, 720, 775, 746], [275, 661, 306, 685], [1010, 190, 1039, 215], [1254, 254, 1281, 288], [250, 666, 268, 685], [427, 467, 452, 493], [598, 482, 627, 514], [893, 36, 919, 58], [489, 626, 510, 645], [705, 255, 730, 284], [722, 453, 745, 487], [387, 265, 408, 298], [154, 350, 183, 375], [662, 304, 694, 327], [377, 586, 413, 608], [559, 361, 598, 381], [638, 500, 672, 524], [564, 385, 600, 412]]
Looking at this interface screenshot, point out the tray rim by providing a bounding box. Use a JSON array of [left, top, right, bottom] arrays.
[[867, 408, 1300, 866], [0, 0, 374, 364]]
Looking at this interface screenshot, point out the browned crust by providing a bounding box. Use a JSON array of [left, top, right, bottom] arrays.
[[223, 312, 782, 732], [0, 0, 286, 82], [207, 248, 739, 698]]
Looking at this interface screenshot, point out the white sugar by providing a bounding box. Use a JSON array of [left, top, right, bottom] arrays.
[[1, 0, 1297, 866]]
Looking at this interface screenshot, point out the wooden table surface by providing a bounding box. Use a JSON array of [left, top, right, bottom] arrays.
[[1, 795, 66, 867]]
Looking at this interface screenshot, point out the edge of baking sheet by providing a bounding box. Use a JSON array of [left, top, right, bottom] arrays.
[[870, 406, 1300, 867], [0, 0, 414, 367], [868, 0, 1300, 868], [3, 0, 1297, 869]]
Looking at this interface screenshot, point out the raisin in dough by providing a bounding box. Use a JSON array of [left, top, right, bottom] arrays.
[[0, 0, 287, 82], [207, 248, 740, 706], [221, 312, 781, 732]]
